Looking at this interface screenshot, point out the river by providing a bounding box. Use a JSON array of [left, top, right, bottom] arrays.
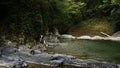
[[1, 37, 120, 68], [47, 39, 120, 64]]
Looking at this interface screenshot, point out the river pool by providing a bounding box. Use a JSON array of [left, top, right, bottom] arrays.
[[47, 39, 120, 64]]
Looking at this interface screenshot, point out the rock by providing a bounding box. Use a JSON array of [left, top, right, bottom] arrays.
[[77, 35, 91, 39], [91, 36, 104, 40], [50, 57, 64, 67], [48, 54, 119, 68], [112, 31, 120, 37], [2, 46, 18, 55], [0, 55, 27, 68], [60, 34, 76, 39], [105, 37, 120, 41], [45, 35, 59, 43], [50, 59, 64, 67], [77, 35, 104, 40], [76, 35, 120, 41]]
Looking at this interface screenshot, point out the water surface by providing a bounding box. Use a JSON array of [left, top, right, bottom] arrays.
[[47, 39, 120, 64]]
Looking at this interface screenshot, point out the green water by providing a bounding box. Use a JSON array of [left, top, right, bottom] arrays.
[[48, 39, 120, 64], [28, 39, 120, 68]]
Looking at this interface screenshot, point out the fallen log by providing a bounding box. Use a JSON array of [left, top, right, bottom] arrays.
[[100, 32, 111, 37]]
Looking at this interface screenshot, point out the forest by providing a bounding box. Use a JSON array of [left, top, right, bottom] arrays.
[[0, 0, 120, 38]]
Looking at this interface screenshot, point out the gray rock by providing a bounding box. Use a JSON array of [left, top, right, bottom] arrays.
[[0, 55, 27, 68], [112, 31, 120, 37]]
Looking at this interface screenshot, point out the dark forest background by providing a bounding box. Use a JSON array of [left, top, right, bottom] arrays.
[[0, 0, 120, 38]]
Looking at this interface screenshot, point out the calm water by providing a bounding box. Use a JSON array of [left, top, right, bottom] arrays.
[[47, 39, 120, 64]]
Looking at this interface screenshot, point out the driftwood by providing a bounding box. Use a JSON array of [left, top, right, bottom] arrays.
[[100, 32, 111, 37]]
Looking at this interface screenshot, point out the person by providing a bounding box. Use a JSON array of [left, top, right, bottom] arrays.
[[39, 35, 47, 45], [39, 35, 48, 49]]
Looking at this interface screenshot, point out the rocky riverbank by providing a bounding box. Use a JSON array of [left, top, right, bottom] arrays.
[[0, 38, 120, 68]]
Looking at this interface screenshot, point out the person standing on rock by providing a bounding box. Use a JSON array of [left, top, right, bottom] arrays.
[[39, 35, 48, 52], [39, 35, 44, 44], [39, 35, 47, 45]]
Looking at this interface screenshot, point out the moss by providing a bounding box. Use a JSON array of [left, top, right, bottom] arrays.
[[68, 18, 115, 36]]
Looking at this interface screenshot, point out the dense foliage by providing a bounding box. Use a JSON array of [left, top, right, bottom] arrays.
[[0, 0, 120, 38]]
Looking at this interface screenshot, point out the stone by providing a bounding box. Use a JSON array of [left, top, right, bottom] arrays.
[[112, 31, 120, 37]]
